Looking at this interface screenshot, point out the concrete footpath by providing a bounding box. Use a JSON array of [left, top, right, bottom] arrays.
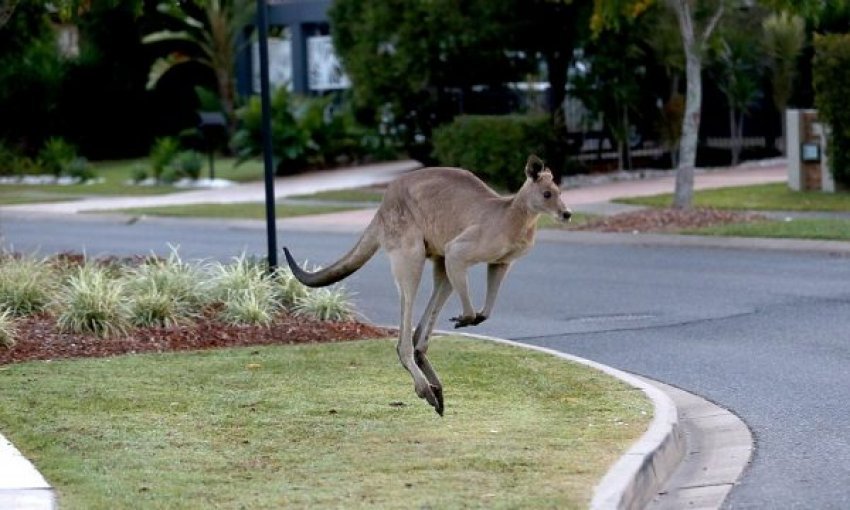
[[0, 157, 814, 509]]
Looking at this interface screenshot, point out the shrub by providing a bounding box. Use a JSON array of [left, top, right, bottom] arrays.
[[174, 150, 203, 180], [431, 115, 557, 191], [0, 255, 56, 316], [0, 309, 17, 348], [66, 157, 97, 182], [813, 34, 850, 188], [293, 287, 355, 322], [130, 163, 148, 184], [54, 263, 130, 337], [233, 89, 390, 174], [38, 137, 77, 178], [149, 137, 181, 183]]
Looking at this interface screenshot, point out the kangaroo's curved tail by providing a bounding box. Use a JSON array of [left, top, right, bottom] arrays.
[[283, 216, 381, 288]]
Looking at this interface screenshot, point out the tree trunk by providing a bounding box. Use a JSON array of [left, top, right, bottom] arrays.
[[671, 0, 723, 209], [674, 39, 701, 208]]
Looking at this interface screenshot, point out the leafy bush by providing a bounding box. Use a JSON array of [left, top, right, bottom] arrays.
[[219, 289, 277, 326], [67, 157, 97, 182], [0, 255, 56, 316], [130, 163, 148, 184], [38, 137, 77, 178], [0, 309, 18, 348], [54, 263, 130, 337], [149, 137, 181, 183], [294, 287, 355, 322], [431, 115, 557, 191], [175, 150, 203, 181], [233, 87, 308, 172], [813, 34, 850, 188], [233, 89, 392, 174]]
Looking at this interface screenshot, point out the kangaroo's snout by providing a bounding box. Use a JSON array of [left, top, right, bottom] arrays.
[[561, 210, 573, 222]]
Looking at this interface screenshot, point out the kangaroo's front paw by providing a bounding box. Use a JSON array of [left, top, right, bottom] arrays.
[[450, 313, 487, 328]]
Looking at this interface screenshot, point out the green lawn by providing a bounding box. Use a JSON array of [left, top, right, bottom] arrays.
[[0, 337, 650, 510], [290, 188, 385, 203], [683, 217, 850, 241], [618, 183, 850, 212], [110, 202, 363, 219], [0, 158, 266, 206]]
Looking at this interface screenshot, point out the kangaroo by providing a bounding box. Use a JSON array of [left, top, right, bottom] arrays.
[[284, 155, 571, 415]]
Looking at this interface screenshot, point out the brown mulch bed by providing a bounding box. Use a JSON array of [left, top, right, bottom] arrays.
[[572, 208, 767, 233], [1, 313, 392, 366]]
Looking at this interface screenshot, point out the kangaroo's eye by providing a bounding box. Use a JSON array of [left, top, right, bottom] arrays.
[[543, 191, 552, 199]]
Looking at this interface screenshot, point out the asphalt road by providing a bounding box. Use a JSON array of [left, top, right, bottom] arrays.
[[3, 213, 850, 509]]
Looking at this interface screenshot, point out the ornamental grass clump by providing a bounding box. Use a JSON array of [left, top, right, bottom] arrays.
[[127, 284, 189, 328], [272, 267, 309, 309], [0, 255, 56, 316], [0, 308, 17, 348], [208, 255, 278, 325], [124, 248, 207, 326], [293, 287, 355, 322], [54, 263, 130, 337]]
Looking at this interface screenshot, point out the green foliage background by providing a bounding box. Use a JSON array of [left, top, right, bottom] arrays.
[[432, 115, 557, 191], [813, 33, 850, 187]]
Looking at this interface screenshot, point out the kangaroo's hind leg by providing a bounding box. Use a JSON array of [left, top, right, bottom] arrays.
[[387, 244, 441, 414], [412, 257, 453, 414]]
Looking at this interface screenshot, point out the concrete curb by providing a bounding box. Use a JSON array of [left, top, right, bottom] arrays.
[[0, 433, 56, 510], [446, 331, 684, 510]]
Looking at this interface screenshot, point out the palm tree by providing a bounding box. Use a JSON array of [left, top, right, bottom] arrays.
[[143, 0, 254, 145]]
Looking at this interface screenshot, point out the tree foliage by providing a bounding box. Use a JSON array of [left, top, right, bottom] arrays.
[[329, 0, 591, 156], [813, 33, 850, 188], [143, 0, 254, 144]]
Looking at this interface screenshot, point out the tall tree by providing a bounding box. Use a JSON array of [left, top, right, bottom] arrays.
[[330, 0, 591, 156], [761, 12, 805, 153], [593, 0, 726, 207]]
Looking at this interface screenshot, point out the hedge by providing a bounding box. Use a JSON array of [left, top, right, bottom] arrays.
[[813, 34, 850, 188], [431, 115, 557, 191]]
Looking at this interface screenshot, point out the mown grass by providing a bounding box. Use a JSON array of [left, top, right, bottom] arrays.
[[0, 158, 265, 205], [290, 188, 385, 203], [0, 337, 651, 510], [618, 183, 850, 212], [683, 217, 850, 241], [109, 202, 362, 219]]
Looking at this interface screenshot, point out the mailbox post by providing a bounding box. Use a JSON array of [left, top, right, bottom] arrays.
[[197, 111, 227, 182]]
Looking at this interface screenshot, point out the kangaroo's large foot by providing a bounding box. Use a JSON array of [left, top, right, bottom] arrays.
[[450, 313, 487, 328], [415, 382, 445, 416]]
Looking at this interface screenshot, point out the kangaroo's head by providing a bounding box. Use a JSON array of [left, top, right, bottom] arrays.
[[521, 155, 572, 222]]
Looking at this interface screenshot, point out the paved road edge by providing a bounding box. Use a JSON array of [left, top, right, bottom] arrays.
[[448, 331, 684, 510]]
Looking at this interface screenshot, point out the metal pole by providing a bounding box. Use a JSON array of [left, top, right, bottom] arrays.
[[256, 0, 278, 270]]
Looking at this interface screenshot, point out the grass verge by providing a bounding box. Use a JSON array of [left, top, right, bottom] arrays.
[[107, 202, 361, 219], [682, 217, 850, 241], [0, 337, 650, 509], [0, 159, 265, 205], [617, 183, 850, 212], [289, 188, 385, 203]]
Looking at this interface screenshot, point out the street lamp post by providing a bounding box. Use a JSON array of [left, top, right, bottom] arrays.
[[256, 0, 278, 270]]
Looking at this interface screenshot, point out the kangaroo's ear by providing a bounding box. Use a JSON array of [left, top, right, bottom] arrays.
[[525, 155, 545, 182]]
